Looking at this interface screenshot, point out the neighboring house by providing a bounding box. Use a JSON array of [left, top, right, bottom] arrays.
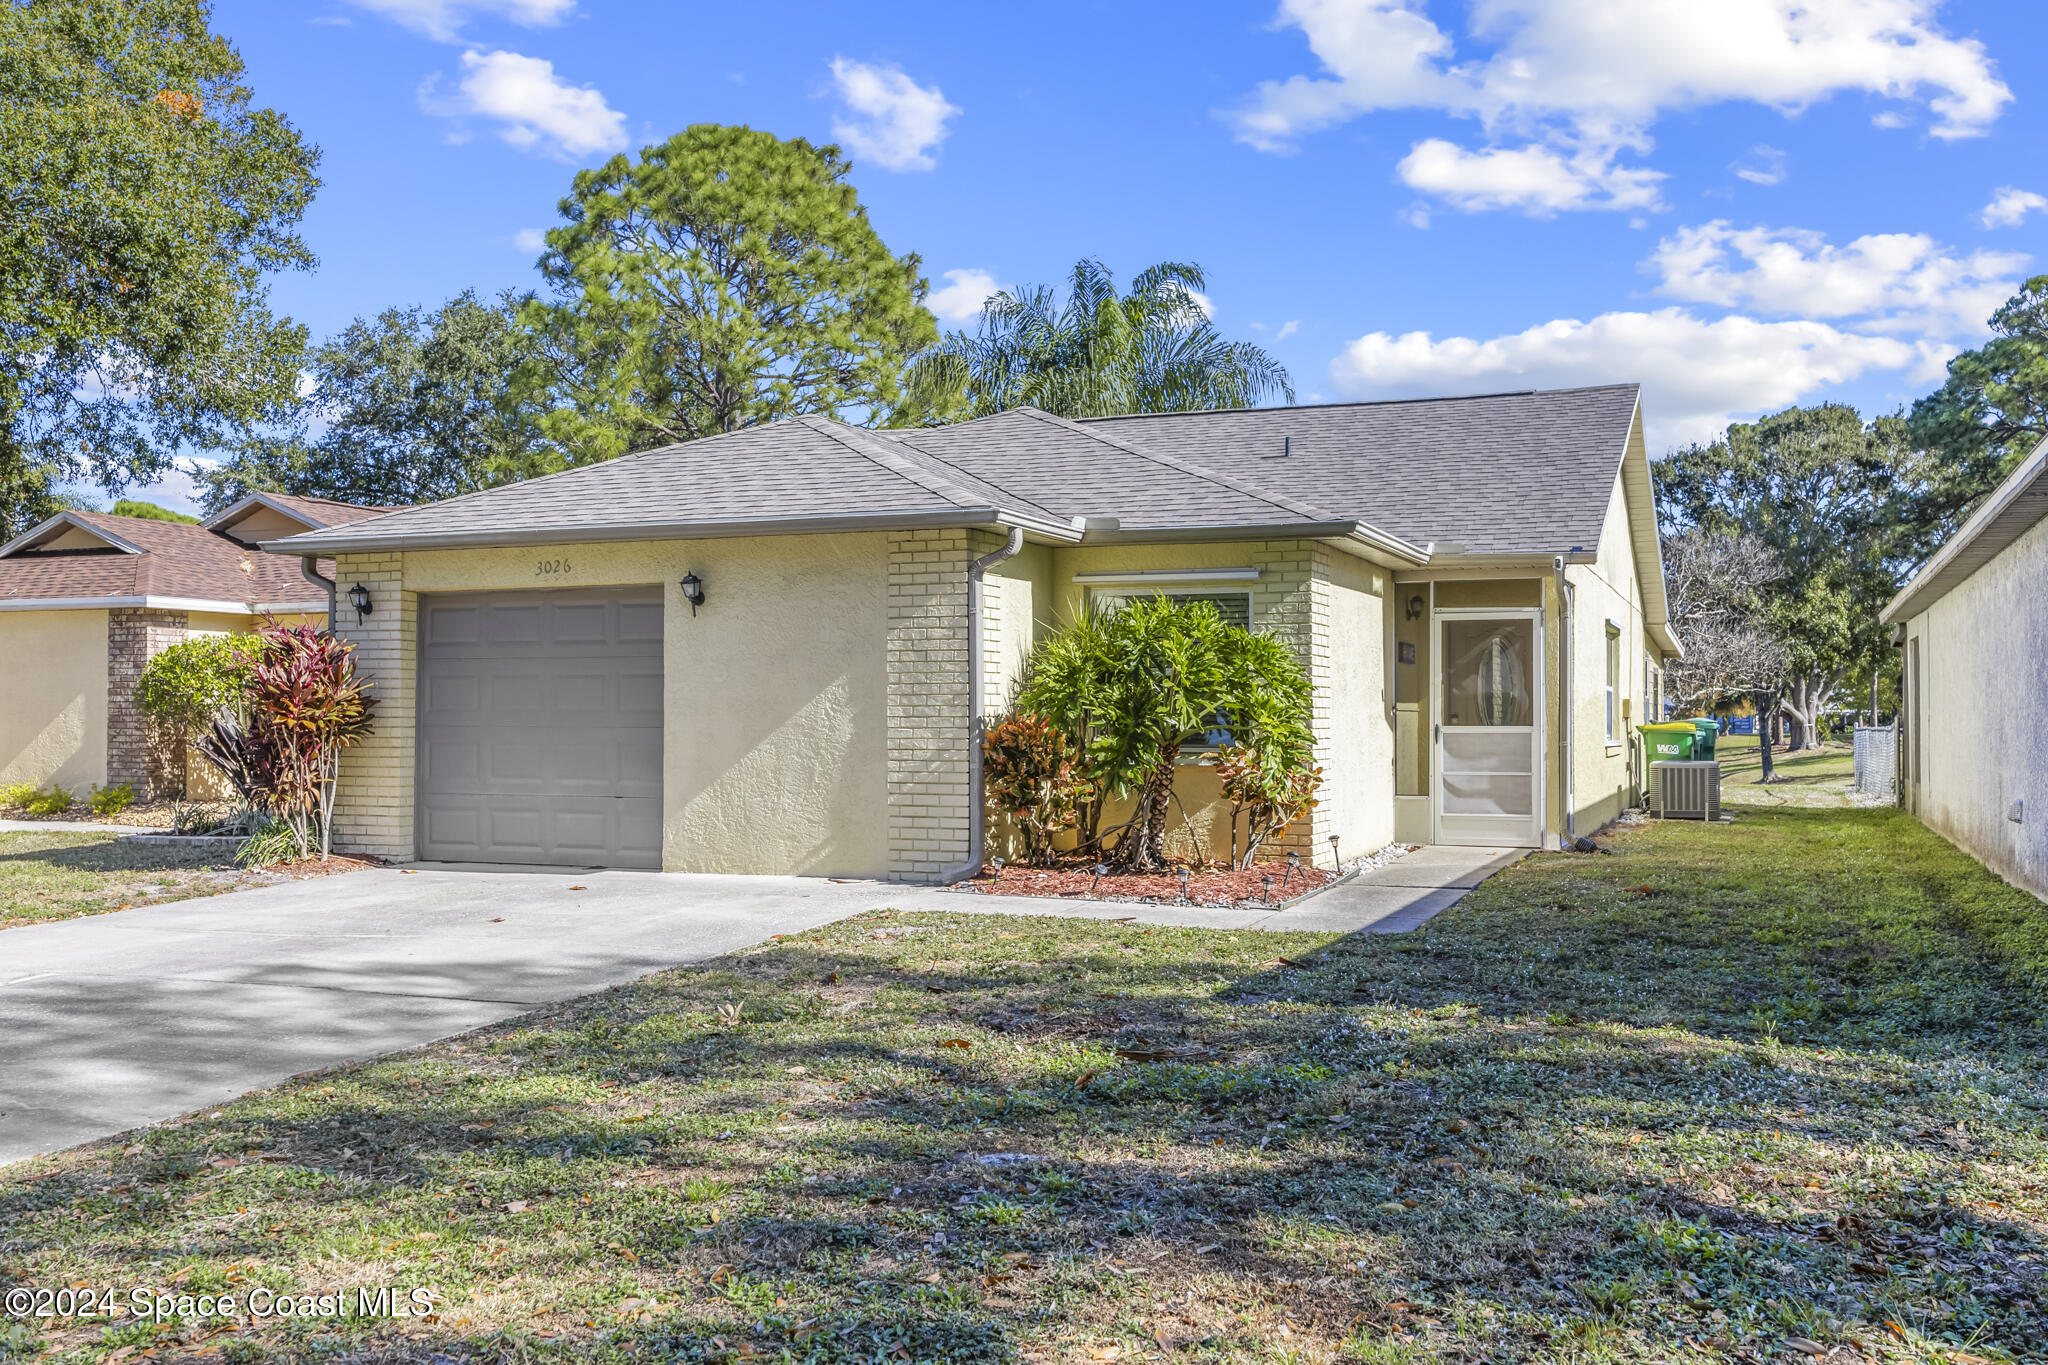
[[0, 493, 392, 797], [1882, 435, 2048, 902], [267, 385, 1680, 877]]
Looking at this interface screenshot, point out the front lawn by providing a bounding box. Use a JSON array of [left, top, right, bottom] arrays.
[[0, 831, 244, 929], [1714, 734, 1858, 806], [3, 804, 2045, 1364]]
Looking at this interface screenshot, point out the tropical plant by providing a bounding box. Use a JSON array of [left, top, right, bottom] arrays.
[[1013, 598, 1315, 871], [513, 125, 936, 469], [1216, 747, 1323, 870], [901, 259, 1292, 423], [197, 290, 535, 510], [191, 625, 375, 859], [0, 0, 319, 538], [241, 624, 377, 859], [981, 712, 1092, 865]]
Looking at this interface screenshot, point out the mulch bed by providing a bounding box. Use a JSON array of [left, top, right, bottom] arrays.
[[252, 852, 385, 879], [952, 859, 1338, 909]]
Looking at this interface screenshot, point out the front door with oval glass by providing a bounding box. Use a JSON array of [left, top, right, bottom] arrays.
[[1434, 611, 1544, 847]]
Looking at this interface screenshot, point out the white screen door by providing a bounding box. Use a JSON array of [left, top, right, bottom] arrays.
[[1434, 610, 1544, 847]]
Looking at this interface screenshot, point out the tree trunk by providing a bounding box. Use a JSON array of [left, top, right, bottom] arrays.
[[1111, 739, 1180, 872], [1756, 689, 1779, 784]]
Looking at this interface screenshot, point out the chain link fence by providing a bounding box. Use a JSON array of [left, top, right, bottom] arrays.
[[1853, 724, 1898, 802]]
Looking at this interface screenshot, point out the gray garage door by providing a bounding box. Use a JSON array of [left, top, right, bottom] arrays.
[[417, 587, 663, 868]]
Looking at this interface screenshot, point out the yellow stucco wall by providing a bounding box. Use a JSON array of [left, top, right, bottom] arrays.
[[1903, 509, 2048, 902], [332, 535, 892, 876], [0, 610, 110, 791], [1561, 474, 1651, 835]]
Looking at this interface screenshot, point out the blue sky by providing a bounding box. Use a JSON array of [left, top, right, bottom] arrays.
[[121, 0, 2048, 513]]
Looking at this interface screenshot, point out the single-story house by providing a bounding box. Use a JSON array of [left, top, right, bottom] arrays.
[[0, 492, 390, 797], [266, 384, 1681, 878], [1882, 433, 2048, 902]]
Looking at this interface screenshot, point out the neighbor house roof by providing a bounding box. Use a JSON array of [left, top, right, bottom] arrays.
[[264, 386, 1659, 614], [1882, 433, 2048, 625], [0, 495, 392, 613]]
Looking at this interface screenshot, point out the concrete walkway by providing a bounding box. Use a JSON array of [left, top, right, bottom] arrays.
[[0, 846, 1521, 1166]]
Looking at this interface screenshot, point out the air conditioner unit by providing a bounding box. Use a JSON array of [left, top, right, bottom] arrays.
[[1650, 760, 1722, 820]]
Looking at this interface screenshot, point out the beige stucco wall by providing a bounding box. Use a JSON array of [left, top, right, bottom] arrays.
[[0, 610, 110, 791], [330, 534, 893, 876], [1903, 509, 2048, 902]]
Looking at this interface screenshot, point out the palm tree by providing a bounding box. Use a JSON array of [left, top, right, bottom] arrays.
[[900, 259, 1292, 423]]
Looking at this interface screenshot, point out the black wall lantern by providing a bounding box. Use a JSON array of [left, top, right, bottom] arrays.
[[347, 582, 373, 625], [679, 571, 706, 616], [1405, 592, 1426, 621]]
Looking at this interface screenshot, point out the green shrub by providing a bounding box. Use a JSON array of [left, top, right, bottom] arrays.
[[135, 633, 259, 737], [982, 713, 1091, 865], [0, 781, 37, 809], [22, 784, 75, 816], [88, 782, 138, 817]]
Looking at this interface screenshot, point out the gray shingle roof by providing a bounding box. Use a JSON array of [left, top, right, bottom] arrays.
[[266, 385, 1641, 561], [1084, 384, 1641, 556]]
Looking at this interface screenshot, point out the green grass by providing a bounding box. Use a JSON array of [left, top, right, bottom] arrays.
[[0, 831, 244, 929], [1710, 733, 1859, 808], [4, 805, 2045, 1364]]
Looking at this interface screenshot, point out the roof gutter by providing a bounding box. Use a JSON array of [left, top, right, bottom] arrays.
[[263, 506, 1086, 558], [939, 526, 1027, 885], [301, 556, 337, 625], [1074, 520, 1431, 564], [0, 594, 319, 614], [1881, 433, 2048, 625]]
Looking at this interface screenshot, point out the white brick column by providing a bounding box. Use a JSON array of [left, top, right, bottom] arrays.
[[886, 529, 975, 881], [328, 553, 415, 860]]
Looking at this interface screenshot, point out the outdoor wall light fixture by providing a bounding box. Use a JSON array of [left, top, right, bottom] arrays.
[[679, 572, 706, 616], [347, 583, 373, 624], [1405, 593, 1425, 620]]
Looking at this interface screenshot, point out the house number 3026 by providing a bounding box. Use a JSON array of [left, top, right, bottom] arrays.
[[535, 558, 572, 576]]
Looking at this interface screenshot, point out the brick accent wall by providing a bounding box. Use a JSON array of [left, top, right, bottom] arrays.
[[885, 529, 977, 881], [327, 553, 416, 859], [106, 608, 189, 798]]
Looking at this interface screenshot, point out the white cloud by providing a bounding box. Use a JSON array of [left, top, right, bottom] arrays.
[[1730, 144, 1787, 186], [828, 58, 959, 172], [1647, 220, 2025, 336], [927, 268, 1007, 323], [1187, 290, 1216, 320], [512, 227, 548, 252], [349, 0, 573, 42], [1331, 309, 1925, 449], [1397, 138, 1663, 214], [1981, 186, 2048, 229], [427, 49, 627, 159], [1232, 0, 2010, 215], [1274, 320, 1301, 342]]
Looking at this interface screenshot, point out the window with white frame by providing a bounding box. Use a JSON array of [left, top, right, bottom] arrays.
[[1604, 624, 1621, 742], [1089, 588, 1252, 630]]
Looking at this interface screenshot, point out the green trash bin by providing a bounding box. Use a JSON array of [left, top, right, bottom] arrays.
[[1638, 722, 1697, 762], [1685, 717, 1719, 760]]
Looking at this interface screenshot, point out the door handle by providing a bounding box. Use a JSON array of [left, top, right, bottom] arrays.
[[1434, 723, 1441, 742]]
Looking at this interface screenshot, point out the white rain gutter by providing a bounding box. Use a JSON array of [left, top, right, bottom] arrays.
[[1554, 554, 1575, 847], [0, 595, 314, 614], [939, 526, 1027, 884]]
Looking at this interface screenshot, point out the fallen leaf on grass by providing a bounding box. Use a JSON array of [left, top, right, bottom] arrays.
[[939, 1039, 973, 1049], [1781, 1340, 1825, 1356], [504, 1201, 528, 1213]]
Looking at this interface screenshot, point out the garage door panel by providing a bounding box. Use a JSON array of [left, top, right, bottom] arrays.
[[418, 587, 664, 868]]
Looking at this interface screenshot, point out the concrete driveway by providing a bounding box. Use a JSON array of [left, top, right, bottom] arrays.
[[0, 867, 916, 1166], [0, 845, 1522, 1167]]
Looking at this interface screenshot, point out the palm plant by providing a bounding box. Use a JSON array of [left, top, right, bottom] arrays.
[[901, 260, 1292, 422], [1014, 598, 1315, 871]]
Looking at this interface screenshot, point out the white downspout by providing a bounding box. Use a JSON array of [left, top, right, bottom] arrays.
[[1554, 555, 1574, 847], [940, 526, 1026, 883]]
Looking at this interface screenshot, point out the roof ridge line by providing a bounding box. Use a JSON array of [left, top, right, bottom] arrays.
[[794, 415, 996, 512], [1074, 382, 1642, 422], [879, 422, 1075, 524], [1011, 407, 1352, 525]]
